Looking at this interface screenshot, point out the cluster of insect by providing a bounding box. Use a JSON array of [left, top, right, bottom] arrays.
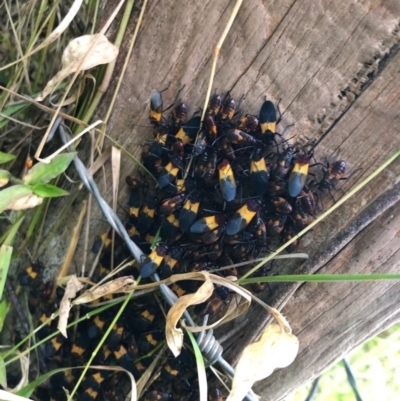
[[18, 255, 225, 401], [13, 91, 351, 401], [128, 90, 349, 285]]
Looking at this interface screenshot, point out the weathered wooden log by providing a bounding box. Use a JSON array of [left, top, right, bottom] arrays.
[[43, 1, 400, 399]]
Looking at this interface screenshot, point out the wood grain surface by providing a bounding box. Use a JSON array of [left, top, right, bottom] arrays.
[[41, 0, 400, 399]]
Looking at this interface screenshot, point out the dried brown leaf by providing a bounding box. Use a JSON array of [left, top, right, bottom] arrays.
[[226, 323, 299, 401], [57, 275, 84, 337], [111, 146, 121, 211], [166, 272, 214, 356], [38, 34, 119, 101], [6, 193, 43, 210], [182, 276, 251, 333], [73, 276, 136, 305]]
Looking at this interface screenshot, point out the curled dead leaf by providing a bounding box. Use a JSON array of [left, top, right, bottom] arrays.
[[38, 34, 119, 101], [182, 274, 252, 333], [6, 193, 43, 211], [57, 275, 84, 337], [73, 276, 136, 305], [166, 272, 214, 356], [226, 323, 299, 401]]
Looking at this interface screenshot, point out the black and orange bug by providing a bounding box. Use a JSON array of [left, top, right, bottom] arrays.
[[150, 125, 170, 158], [88, 314, 108, 339], [36, 309, 55, 340], [171, 282, 188, 298], [204, 115, 218, 142], [80, 371, 109, 401], [159, 193, 186, 215], [137, 196, 158, 235], [193, 130, 208, 156], [143, 224, 159, 250], [128, 187, 142, 223], [80, 386, 99, 401], [238, 114, 259, 133], [271, 145, 294, 180], [80, 370, 109, 390], [226, 198, 261, 235], [219, 137, 236, 160], [250, 149, 269, 196], [159, 212, 180, 240], [170, 139, 185, 158], [232, 242, 255, 259], [25, 155, 34, 170], [93, 344, 112, 365], [267, 215, 287, 237], [179, 192, 201, 232], [194, 149, 217, 182], [281, 222, 299, 252], [272, 197, 293, 214], [71, 331, 91, 360], [125, 334, 139, 360], [207, 241, 224, 260], [190, 214, 225, 234], [160, 359, 181, 382], [44, 332, 65, 358], [299, 185, 316, 216], [50, 369, 75, 391], [158, 247, 183, 278], [97, 251, 112, 281], [19, 261, 44, 286], [317, 159, 348, 192], [149, 91, 163, 125], [201, 225, 225, 244], [138, 330, 164, 353], [140, 245, 168, 278], [253, 215, 268, 248], [206, 93, 222, 116], [219, 254, 239, 278], [287, 152, 313, 197], [293, 204, 309, 232], [106, 320, 125, 350], [113, 344, 140, 378], [133, 357, 153, 379], [91, 231, 112, 253], [250, 267, 269, 293], [226, 129, 258, 147], [125, 175, 146, 189], [158, 160, 181, 188], [144, 390, 172, 401], [258, 99, 278, 143], [131, 304, 159, 333], [172, 102, 188, 127], [219, 95, 236, 121], [175, 116, 201, 145], [208, 388, 223, 401], [218, 159, 237, 202], [194, 286, 230, 316], [223, 230, 254, 244], [268, 179, 286, 196]]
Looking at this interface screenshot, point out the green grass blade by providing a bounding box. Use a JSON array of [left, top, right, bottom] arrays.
[[0, 245, 12, 302]]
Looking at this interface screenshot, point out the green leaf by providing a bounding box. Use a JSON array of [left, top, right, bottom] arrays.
[[0, 354, 7, 388], [23, 152, 76, 185], [16, 367, 78, 398], [0, 152, 16, 164], [32, 184, 69, 198], [0, 103, 28, 129], [0, 298, 10, 332], [0, 185, 32, 213], [0, 245, 12, 307], [0, 170, 11, 187]]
